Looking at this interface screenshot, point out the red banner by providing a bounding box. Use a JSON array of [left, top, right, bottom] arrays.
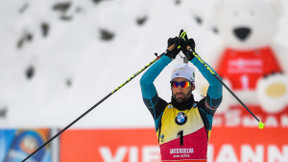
[[60, 129, 160, 162], [209, 128, 288, 162], [60, 127, 288, 162]]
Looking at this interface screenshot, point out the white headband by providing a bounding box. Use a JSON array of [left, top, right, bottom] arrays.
[[171, 64, 195, 83]]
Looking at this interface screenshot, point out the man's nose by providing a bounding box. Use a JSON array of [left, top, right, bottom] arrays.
[[175, 86, 183, 92]]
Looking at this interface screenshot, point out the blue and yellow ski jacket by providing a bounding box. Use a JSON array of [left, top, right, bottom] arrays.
[[140, 55, 223, 162]]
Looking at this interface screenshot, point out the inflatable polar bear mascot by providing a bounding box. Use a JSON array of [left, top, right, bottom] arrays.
[[201, 0, 288, 116]]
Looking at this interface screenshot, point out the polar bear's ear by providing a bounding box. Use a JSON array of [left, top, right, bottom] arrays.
[[267, 0, 283, 17], [207, 0, 225, 34], [210, 0, 225, 21]]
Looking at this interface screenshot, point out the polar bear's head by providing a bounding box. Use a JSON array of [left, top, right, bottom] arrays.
[[211, 0, 283, 50]]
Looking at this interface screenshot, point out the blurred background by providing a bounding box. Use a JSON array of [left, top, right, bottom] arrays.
[[0, 0, 287, 161]]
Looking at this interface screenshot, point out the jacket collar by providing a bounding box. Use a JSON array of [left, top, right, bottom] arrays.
[[171, 94, 195, 110]]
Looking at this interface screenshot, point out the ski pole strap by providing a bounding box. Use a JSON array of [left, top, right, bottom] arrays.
[[178, 31, 187, 49]]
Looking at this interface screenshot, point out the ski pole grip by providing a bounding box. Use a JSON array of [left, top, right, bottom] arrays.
[[156, 44, 176, 60], [186, 45, 197, 56], [167, 44, 176, 52], [187, 45, 192, 52]]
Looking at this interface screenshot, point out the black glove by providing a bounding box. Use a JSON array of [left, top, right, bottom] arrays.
[[165, 37, 183, 59], [181, 37, 196, 61]]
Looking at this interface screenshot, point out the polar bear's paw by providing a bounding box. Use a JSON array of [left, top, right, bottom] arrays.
[[256, 73, 288, 113]]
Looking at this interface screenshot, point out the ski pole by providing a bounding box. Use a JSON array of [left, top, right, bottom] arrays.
[[22, 43, 182, 162], [185, 45, 265, 129], [23, 31, 187, 161]]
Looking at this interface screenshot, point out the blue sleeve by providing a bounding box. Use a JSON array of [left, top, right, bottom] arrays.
[[191, 55, 223, 110], [191, 54, 223, 130], [140, 55, 171, 119]]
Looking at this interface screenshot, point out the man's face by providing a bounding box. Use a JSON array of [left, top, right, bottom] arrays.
[[171, 77, 195, 103]]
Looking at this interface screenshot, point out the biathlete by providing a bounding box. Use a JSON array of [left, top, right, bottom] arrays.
[[140, 32, 223, 162]]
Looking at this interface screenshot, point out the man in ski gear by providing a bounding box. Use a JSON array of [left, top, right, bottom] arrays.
[[140, 32, 223, 162]]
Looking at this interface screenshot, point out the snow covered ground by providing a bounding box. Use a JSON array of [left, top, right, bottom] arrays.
[[0, 0, 287, 128]]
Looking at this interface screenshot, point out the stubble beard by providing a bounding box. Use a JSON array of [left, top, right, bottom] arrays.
[[173, 92, 191, 103]]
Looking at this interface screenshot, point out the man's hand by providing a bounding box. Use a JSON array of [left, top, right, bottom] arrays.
[[181, 34, 196, 61], [165, 37, 183, 59]]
